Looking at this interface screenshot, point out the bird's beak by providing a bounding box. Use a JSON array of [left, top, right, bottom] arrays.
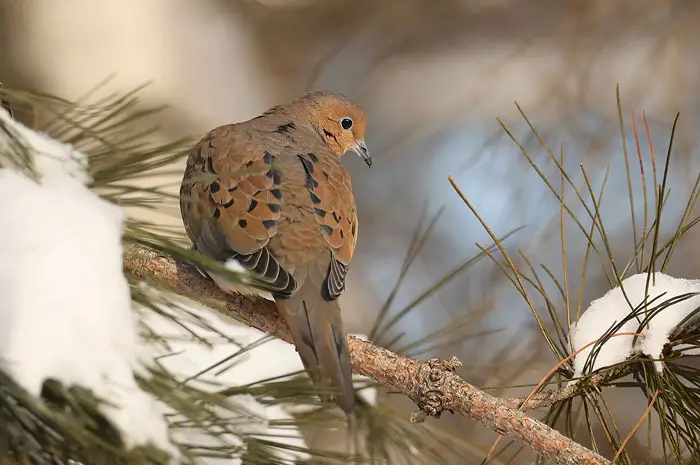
[[354, 140, 371, 167]]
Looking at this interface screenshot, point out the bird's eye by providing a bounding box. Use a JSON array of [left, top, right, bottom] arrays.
[[340, 117, 353, 130]]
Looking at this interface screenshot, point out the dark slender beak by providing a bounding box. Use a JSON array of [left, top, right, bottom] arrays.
[[354, 140, 371, 167]]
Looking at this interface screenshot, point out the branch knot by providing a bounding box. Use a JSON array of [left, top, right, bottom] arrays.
[[410, 356, 462, 423]]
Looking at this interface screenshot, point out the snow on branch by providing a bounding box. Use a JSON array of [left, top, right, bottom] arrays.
[[0, 107, 175, 456], [570, 272, 700, 376]]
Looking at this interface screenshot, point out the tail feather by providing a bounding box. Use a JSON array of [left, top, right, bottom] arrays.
[[276, 292, 354, 414]]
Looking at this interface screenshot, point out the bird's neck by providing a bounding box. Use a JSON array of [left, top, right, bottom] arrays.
[[262, 102, 343, 156]]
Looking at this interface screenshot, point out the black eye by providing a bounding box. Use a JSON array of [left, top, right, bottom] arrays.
[[340, 117, 353, 130]]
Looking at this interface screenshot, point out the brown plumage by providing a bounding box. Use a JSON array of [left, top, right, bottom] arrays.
[[180, 91, 370, 414]]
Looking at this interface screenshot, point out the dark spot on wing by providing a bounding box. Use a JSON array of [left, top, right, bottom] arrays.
[[239, 219, 248, 228], [248, 199, 258, 212], [306, 177, 319, 190], [298, 155, 314, 174], [276, 122, 296, 134]]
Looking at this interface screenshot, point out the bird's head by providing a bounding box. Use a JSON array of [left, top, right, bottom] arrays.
[[298, 91, 371, 167]]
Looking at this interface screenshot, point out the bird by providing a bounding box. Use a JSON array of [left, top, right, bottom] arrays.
[[179, 90, 370, 415]]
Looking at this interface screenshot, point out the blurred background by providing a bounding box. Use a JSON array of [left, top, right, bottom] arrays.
[[2, 0, 700, 462]]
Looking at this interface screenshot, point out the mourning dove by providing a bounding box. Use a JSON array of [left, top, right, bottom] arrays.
[[180, 91, 370, 414]]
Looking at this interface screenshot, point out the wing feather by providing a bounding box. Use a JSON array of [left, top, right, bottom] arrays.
[[297, 152, 358, 300], [180, 125, 296, 297]]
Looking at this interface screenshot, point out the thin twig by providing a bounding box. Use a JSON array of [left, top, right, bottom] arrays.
[[500, 363, 632, 411]]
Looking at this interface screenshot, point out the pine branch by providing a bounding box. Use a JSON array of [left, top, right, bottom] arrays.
[[124, 244, 611, 465], [501, 364, 633, 410]]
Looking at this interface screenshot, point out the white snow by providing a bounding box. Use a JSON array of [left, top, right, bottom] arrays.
[[0, 108, 175, 455], [138, 297, 309, 464], [570, 272, 700, 376]]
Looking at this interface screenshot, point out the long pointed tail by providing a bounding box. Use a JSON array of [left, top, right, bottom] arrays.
[[276, 293, 354, 414]]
